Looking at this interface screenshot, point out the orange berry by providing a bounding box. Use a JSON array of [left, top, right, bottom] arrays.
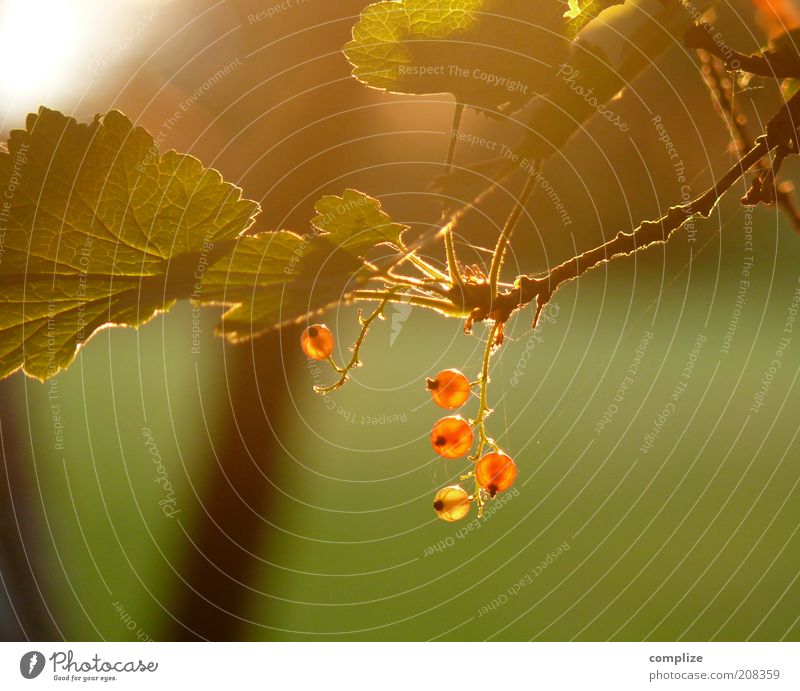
[[301, 324, 334, 360], [475, 452, 517, 497], [433, 485, 471, 522], [427, 368, 471, 409], [430, 416, 474, 458]]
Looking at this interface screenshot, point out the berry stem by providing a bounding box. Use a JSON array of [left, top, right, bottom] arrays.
[[471, 321, 501, 461], [351, 290, 467, 317], [467, 321, 502, 517], [487, 166, 539, 300], [381, 272, 449, 296], [398, 243, 451, 282], [315, 298, 392, 394]]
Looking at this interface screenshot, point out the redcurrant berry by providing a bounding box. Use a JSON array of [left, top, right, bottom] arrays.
[[427, 368, 471, 409], [430, 416, 474, 458], [301, 324, 334, 360], [433, 485, 471, 522], [475, 452, 517, 497]]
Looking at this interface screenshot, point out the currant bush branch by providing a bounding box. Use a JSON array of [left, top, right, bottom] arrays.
[[698, 49, 800, 232], [685, 22, 800, 79], [487, 92, 800, 327]]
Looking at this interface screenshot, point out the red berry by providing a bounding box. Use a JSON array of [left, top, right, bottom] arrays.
[[475, 452, 517, 497], [430, 416, 474, 458], [433, 485, 471, 522], [301, 324, 334, 360], [427, 368, 471, 409]]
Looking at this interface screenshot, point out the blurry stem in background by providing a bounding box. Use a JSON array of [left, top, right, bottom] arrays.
[[166, 331, 290, 641], [443, 103, 466, 293], [0, 389, 59, 640]]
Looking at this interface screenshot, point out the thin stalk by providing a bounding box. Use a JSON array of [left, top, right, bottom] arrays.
[[402, 250, 450, 282], [316, 300, 390, 394], [470, 322, 501, 461], [351, 289, 465, 316], [488, 168, 539, 299], [444, 103, 465, 174], [443, 103, 466, 292]]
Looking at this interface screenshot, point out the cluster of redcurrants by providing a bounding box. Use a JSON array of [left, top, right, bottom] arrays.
[[426, 369, 517, 522], [300, 324, 517, 523]]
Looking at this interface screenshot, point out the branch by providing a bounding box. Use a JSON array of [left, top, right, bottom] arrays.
[[685, 22, 800, 78], [493, 136, 775, 319], [699, 50, 800, 232]]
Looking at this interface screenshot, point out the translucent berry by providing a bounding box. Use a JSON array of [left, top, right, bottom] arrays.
[[430, 416, 474, 458], [475, 452, 517, 497], [433, 485, 471, 522], [427, 368, 471, 409], [301, 324, 334, 360]]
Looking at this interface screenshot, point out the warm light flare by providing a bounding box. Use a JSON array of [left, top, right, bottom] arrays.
[[0, 0, 85, 117]]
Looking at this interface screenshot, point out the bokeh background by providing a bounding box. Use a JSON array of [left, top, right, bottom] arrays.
[[0, 0, 799, 641]]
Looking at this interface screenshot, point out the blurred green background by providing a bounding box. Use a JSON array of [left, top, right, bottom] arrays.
[[0, 0, 798, 641]]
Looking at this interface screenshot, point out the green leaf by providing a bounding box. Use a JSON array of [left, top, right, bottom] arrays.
[[201, 190, 408, 340], [343, 0, 573, 114], [312, 188, 406, 254], [0, 107, 260, 381]]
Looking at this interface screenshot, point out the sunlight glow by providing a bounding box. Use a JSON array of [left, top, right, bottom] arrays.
[[0, 0, 86, 116]]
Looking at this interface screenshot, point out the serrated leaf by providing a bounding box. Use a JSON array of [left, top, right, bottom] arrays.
[[344, 0, 573, 114], [201, 190, 409, 340], [312, 188, 406, 254], [0, 107, 260, 381]]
